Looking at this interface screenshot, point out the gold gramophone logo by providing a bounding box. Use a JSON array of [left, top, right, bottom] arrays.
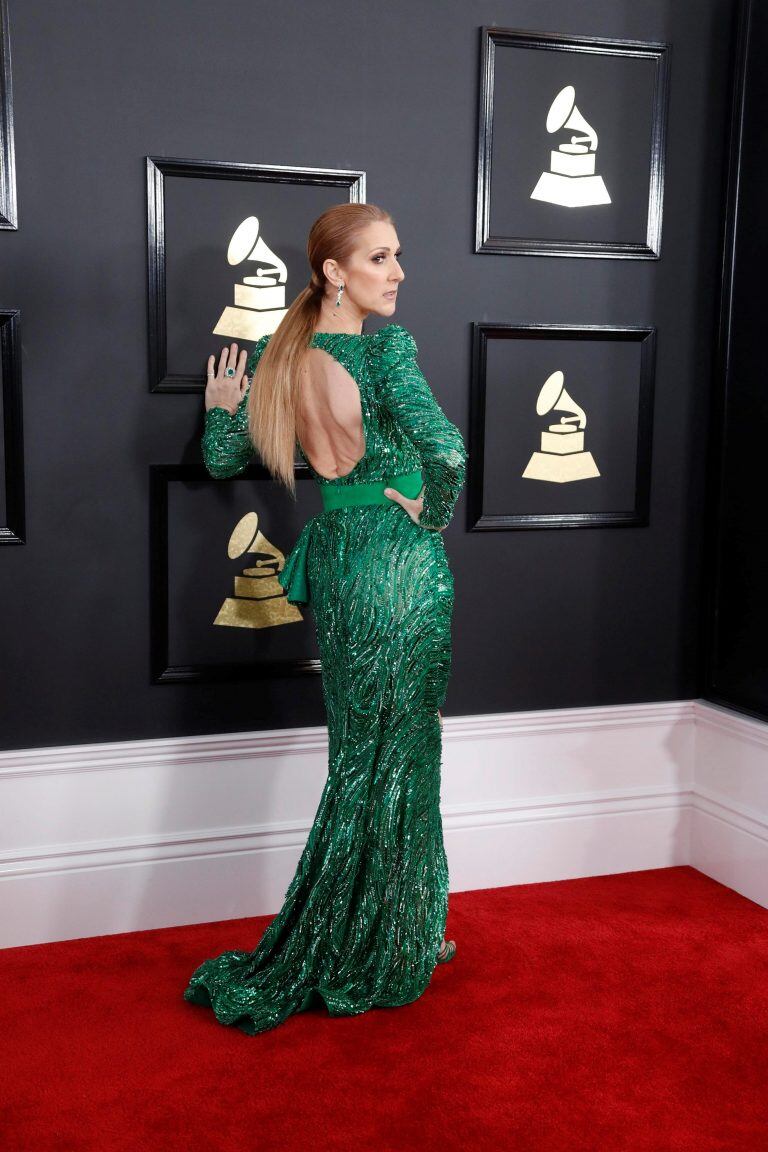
[[213, 216, 289, 342], [530, 85, 611, 208], [214, 512, 303, 628], [522, 370, 600, 483]]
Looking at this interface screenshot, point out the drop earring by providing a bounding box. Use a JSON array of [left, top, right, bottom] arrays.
[[335, 282, 344, 308]]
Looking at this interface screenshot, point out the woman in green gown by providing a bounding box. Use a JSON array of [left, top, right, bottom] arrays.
[[183, 203, 467, 1035]]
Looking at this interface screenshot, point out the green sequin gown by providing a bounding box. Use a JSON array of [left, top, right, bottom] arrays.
[[183, 324, 467, 1035]]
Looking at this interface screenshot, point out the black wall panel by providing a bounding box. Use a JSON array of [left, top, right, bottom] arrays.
[[705, 0, 768, 722]]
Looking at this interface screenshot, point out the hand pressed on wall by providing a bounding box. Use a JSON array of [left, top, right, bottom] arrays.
[[205, 342, 250, 415]]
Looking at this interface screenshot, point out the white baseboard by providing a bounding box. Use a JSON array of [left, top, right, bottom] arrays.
[[690, 701, 768, 909], [0, 698, 764, 949]]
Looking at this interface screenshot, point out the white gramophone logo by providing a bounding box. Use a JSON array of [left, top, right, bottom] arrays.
[[530, 85, 611, 208], [522, 370, 600, 483], [213, 216, 289, 341]]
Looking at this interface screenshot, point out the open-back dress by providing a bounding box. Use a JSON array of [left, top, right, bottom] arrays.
[[183, 323, 467, 1035]]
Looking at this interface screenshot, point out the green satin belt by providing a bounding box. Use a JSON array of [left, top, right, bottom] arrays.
[[320, 468, 423, 511], [277, 469, 423, 607]]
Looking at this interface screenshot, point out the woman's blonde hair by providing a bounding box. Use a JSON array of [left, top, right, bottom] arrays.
[[247, 201, 394, 496]]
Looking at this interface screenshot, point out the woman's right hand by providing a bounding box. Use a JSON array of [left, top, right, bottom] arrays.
[[205, 342, 250, 414], [383, 484, 445, 531]]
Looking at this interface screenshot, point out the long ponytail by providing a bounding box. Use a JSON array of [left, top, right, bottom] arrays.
[[246, 202, 393, 496]]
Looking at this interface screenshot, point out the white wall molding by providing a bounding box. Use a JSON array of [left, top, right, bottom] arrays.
[[0, 697, 764, 949], [0, 725, 331, 780], [693, 784, 768, 844], [0, 785, 695, 880], [693, 700, 768, 751], [690, 700, 768, 909]]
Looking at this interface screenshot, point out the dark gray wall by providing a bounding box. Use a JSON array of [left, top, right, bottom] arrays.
[[1, 0, 736, 751]]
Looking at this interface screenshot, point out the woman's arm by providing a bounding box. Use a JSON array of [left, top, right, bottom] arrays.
[[375, 325, 467, 530], [201, 336, 268, 478]]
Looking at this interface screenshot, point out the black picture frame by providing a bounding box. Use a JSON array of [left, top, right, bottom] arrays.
[[146, 155, 366, 393], [0, 309, 24, 544], [149, 463, 322, 684], [0, 0, 17, 231], [467, 322, 657, 531], [475, 27, 671, 259]]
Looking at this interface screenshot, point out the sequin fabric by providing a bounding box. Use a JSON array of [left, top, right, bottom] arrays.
[[184, 324, 467, 1035]]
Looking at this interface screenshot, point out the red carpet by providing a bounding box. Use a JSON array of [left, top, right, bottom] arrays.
[[3, 866, 767, 1151]]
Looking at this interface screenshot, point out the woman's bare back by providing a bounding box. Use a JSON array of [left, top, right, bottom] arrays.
[[295, 346, 367, 481]]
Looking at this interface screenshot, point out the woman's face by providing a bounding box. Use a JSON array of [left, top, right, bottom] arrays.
[[323, 221, 405, 319]]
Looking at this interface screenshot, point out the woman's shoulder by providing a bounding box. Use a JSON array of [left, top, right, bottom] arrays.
[[369, 323, 418, 361], [246, 333, 271, 373]]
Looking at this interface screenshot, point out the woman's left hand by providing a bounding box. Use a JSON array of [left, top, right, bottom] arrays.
[[384, 485, 444, 531]]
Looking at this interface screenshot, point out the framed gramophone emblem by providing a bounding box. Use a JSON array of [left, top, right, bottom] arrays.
[[146, 155, 365, 393], [466, 322, 657, 531], [149, 463, 322, 683], [475, 27, 671, 258]]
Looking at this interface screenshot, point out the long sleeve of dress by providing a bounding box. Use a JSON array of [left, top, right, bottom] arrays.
[[374, 324, 467, 530], [201, 335, 269, 478]]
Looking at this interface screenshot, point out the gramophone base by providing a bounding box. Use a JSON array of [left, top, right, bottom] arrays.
[[530, 171, 611, 207], [522, 450, 600, 482], [214, 595, 304, 628], [213, 305, 286, 342]]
